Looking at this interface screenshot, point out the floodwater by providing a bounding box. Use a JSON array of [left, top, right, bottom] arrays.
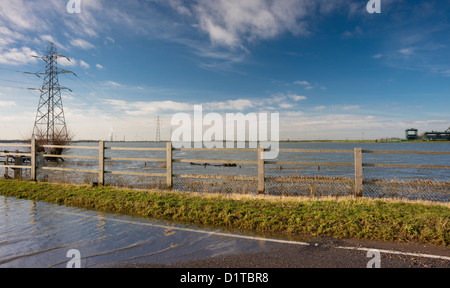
[[59, 141, 450, 180], [2, 141, 449, 180], [0, 195, 275, 268]]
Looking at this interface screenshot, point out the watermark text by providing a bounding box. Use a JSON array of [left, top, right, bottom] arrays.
[[367, 0, 381, 14], [367, 249, 381, 268], [66, 249, 81, 268], [171, 105, 279, 160], [67, 0, 81, 14]]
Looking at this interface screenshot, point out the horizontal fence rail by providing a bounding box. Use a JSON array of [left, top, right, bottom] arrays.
[[0, 141, 34, 181], [359, 149, 450, 201], [0, 140, 448, 201], [102, 143, 167, 183]]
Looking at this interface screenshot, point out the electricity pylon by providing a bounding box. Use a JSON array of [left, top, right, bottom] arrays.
[[28, 42, 75, 144]]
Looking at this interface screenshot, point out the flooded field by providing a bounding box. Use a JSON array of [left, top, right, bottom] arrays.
[[1, 141, 449, 201], [0, 196, 273, 268]]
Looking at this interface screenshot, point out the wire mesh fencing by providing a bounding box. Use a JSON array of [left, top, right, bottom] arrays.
[[264, 163, 355, 197], [363, 167, 450, 202], [171, 149, 259, 195], [361, 150, 450, 202], [1, 141, 449, 202]]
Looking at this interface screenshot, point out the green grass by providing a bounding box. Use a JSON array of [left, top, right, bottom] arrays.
[[0, 179, 449, 246]]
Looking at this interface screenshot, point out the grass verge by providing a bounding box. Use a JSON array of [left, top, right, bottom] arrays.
[[0, 179, 449, 246]]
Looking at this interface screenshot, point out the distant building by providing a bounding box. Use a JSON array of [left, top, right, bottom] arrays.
[[423, 130, 450, 141], [405, 128, 419, 140], [405, 127, 450, 141]]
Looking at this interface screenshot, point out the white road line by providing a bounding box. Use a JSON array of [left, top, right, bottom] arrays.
[[336, 246, 450, 261], [56, 211, 310, 246], [58, 211, 450, 262]]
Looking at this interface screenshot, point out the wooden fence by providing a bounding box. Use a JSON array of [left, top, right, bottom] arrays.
[[1, 140, 449, 198]]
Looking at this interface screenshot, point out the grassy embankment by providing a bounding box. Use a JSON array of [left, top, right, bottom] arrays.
[[0, 179, 449, 246]]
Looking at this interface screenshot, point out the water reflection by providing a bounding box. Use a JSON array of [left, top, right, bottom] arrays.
[[0, 196, 273, 268]]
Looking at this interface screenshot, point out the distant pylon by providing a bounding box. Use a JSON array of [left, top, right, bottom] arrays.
[[156, 116, 161, 142], [28, 42, 75, 143]]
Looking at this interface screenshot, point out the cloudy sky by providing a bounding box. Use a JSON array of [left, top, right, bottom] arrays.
[[0, 0, 449, 141]]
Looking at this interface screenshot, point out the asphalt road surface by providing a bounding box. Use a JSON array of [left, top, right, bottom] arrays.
[[116, 236, 450, 268]]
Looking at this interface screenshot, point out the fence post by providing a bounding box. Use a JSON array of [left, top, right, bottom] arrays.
[[4, 152, 8, 178], [166, 142, 173, 190], [31, 138, 36, 181], [258, 145, 265, 194], [354, 148, 363, 198], [99, 140, 104, 186], [13, 150, 20, 179]]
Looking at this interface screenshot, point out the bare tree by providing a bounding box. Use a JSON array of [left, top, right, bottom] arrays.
[[24, 128, 74, 157]]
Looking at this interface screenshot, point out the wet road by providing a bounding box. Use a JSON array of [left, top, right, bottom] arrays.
[[1, 196, 449, 268]]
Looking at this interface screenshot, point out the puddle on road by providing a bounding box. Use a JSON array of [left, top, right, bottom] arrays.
[[0, 196, 277, 268]]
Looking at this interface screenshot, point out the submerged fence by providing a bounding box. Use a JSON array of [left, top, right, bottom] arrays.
[[1, 140, 449, 202]]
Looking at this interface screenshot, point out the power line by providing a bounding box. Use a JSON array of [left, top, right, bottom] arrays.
[[0, 62, 127, 125], [0, 84, 28, 90], [0, 66, 26, 73], [63, 74, 127, 121], [66, 71, 111, 102], [0, 78, 38, 86]]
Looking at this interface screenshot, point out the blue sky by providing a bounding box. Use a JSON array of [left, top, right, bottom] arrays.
[[0, 0, 449, 141]]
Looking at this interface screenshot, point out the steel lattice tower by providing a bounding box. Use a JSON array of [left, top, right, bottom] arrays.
[[30, 43, 73, 143]]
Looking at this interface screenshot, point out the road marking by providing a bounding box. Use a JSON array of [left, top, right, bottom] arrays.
[[58, 211, 450, 262], [57, 211, 310, 246], [336, 246, 450, 261]]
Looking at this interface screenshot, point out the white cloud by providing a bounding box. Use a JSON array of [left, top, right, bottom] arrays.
[[58, 57, 93, 70], [105, 37, 115, 44], [166, 0, 192, 16], [0, 0, 48, 31], [79, 60, 90, 69], [267, 94, 287, 104], [96, 64, 104, 69], [341, 105, 361, 111], [58, 57, 77, 67], [399, 47, 415, 56], [106, 99, 192, 116], [193, 0, 312, 48], [279, 103, 294, 109], [284, 111, 304, 117], [0, 26, 24, 46], [106, 81, 122, 87], [0, 46, 38, 66], [288, 94, 307, 101], [105, 96, 285, 117], [0, 100, 16, 107], [204, 99, 254, 111], [40, 35, 66, 50], [200, 17, 238, 47], [63, 0, 105, 38], [70, 38, 95, 50], [293, 80, 313, 89], [312, 106, 326, 111], [102, 93, 308, 120], [293, 81, 310, 86]]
